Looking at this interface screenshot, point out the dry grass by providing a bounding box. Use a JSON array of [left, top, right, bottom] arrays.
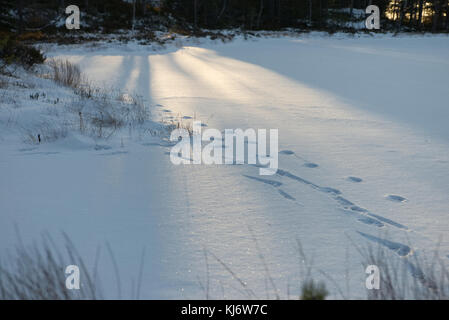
[[43, 60, 151, 140], [48, 59, 83, 88], [2, 229, 447, 300], [163, 116, 194, 136], [75, 91, 149, 139], [201, 233, 449, 300], [359, 241, 449, 300], [0, 232, 100, 300], [199, 233, 329, 300]]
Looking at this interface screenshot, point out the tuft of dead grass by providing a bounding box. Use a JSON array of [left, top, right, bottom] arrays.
[[48, 59, 83, 88], [0, 232, 100, 300], [359, 240, 449, 300]]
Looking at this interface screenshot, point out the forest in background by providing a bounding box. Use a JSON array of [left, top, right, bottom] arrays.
[[0, 0, 448, 36]]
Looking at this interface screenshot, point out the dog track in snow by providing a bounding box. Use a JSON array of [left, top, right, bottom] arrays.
[[279, 150, 318, 169], [386, 194, 408, 203], [276, 169, 408, 231], [242, 174, 282, 187], [304, 162, 319, 168], [366, 212, 408, 230], [357, 231, 412, 257], [357, 216, 385, 227], [358, 234, 435, 282], [319, 186, 341, 195], [94, 145, 112, 151], [158, 140, 408, 233], [242, 174, 301, 204], [276, 169, 341, 195], [278, 189, 296, 201], [279, 150, 295, 155], [334, 196, 408, 230], [99, 151, 128, 156]]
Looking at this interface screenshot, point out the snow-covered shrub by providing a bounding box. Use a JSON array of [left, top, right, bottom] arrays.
[[23, 120, 68, 144], [300, 279, 329, 300], [0, 34, 45, 69], [163, 117, 193, 136], [117, 93, 148, 125], [69, 90, 150, 139], [74, 80, 98, 99], [2, 58, 152, 143]]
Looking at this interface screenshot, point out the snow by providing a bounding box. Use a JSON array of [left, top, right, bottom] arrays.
[[1, 33, 449, 299]]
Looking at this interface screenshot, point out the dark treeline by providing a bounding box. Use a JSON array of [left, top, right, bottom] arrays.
[[167, 0, 449, 31], [0, 0, 448, 34]]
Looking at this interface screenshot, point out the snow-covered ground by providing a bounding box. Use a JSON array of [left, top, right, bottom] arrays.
[[1, 33, 449, 299]]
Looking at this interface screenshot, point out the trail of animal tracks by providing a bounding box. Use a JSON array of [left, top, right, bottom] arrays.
[[1, 34, 449, 298]]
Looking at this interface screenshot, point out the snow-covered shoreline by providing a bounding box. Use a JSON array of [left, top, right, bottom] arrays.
[[1, 33, 449, 299]]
